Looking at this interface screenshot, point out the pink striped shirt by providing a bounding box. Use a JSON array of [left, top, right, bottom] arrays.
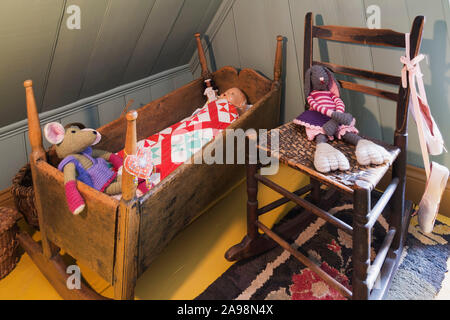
[[307, 90, 345, 117]]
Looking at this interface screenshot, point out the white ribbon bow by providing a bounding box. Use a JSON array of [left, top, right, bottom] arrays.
[[400, 54, 425, 89]]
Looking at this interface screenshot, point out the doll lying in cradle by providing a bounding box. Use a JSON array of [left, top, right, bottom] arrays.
[[113, 86, 250, 198]]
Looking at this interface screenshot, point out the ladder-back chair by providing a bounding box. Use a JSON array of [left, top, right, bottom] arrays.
[[225, 12, 425, 300]]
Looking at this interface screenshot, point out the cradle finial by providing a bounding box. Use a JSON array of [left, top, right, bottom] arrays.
[[195, 33, 211, 80], [24, 79, 46, 162], [274, 36, 283, 84]]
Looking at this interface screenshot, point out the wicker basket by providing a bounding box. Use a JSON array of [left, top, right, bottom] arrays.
[[10, 164, 39, 229], [0, 207, 21, 279]]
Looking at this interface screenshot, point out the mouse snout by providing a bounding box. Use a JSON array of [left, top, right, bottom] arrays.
[[82, 128, 101, 145]]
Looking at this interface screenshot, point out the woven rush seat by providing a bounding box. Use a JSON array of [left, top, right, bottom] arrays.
[[257, 122, 400, 194]]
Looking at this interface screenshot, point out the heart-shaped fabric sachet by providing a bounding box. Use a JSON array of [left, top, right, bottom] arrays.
[[123, 144, 154, 180]]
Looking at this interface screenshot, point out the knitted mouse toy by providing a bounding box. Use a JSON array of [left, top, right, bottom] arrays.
[[294, 65, 391, 173], [44, 122, 123, 215]]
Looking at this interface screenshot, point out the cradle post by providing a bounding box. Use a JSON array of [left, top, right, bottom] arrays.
[[114, 110, 139, 300], [23, 80, 60, 259], [195, 33, 212, 80], [24, 80, 46, 163], [273, 35, 283, 84]]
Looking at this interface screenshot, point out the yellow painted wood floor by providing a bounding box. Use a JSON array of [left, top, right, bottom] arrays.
[[0, 164, 449, 300]]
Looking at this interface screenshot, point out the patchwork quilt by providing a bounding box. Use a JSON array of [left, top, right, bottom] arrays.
[[116, 99, 239, 190]]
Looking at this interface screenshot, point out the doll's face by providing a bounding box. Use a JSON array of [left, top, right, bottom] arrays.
[[219, 88, 247, 111]]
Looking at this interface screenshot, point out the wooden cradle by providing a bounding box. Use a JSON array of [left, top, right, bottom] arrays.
[[18, 34, 284, 300]]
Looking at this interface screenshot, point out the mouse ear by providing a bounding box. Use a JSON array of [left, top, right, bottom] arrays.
[[44, 122, 65, 145]]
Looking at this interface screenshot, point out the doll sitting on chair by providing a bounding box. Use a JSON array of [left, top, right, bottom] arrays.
[[294, 65, 391, 173]]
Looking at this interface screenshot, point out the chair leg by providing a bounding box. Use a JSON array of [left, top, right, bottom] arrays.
[[225, 163, 272, 261], [247, 163, 259, 240], [352, 180, 372, 300], [390, 138, 407, 251], [310, 178, 321, 204]]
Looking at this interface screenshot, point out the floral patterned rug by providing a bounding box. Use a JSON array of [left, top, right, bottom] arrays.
[[196, 197, 450, 300]]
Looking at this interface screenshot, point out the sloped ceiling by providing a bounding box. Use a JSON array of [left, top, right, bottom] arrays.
[[0, 0, 222, 128]]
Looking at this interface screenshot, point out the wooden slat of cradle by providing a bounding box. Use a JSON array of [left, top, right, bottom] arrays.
[[338, 80, 399, 101], [313, 61, 401, 85], [312, 25, 406, 48]]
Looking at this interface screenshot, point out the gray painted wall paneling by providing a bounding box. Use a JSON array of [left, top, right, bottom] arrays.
[[179, 0, 223, 65], [98, 96, 126, 127], [336, 0, 383, 141], [150, 78, 175, 100], [0, 0, 65, 126], [42, 0, 109, 112], [0, 0, 222, 129], [152, 0, 213, 74], [125, 87, 152, 110], [80, 0, 156, 98], [122, 0, 185, 84], [0, 133, 27, 189]]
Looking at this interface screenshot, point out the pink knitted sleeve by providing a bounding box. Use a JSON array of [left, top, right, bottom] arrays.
[[108, 153, 123, 171], [332, 95, 345, 113]]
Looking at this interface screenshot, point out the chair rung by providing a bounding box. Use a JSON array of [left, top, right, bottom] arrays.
[[367, 228, 396, 290], [256, 220, 352, 299], [367, 178, 399, 228], [258, 184, 313, 216], [255, 174, 353, 235]]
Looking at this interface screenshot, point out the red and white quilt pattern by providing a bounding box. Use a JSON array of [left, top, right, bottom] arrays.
[[116, 99, 239, 188]]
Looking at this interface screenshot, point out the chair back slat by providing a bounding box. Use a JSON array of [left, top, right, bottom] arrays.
[[303, 12, 425, 135], [312, 25, 406, 48], [338, 80, 399, 101], [312, 61, 401, 86], [303, 12, 425, 144]]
